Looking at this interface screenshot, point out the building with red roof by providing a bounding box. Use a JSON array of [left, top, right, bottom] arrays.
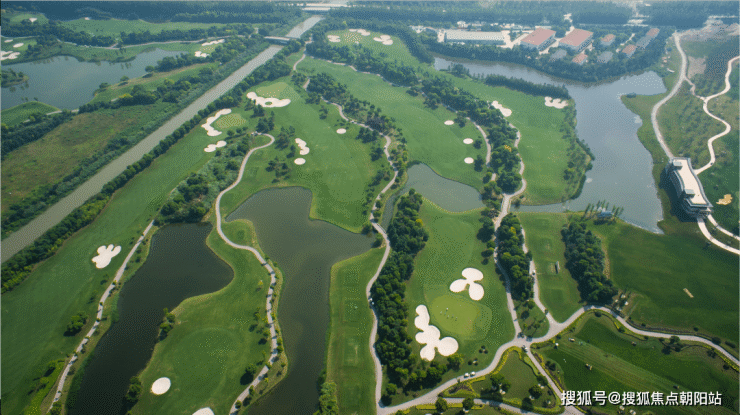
[[646, 28, 660, 38], [559, 28, 594, 52], [622, 44, 637, 58], [520, 27, 556, 51], [600, 34, 615, 47], [572, 53, 588, 65]]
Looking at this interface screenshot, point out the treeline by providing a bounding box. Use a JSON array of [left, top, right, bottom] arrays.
[[496, 214, 533, 301], [120, 24, 253, 45], [640, 1, 737, 28], [560, 105, 592, 200], [483, 75, 570, 100], [1, 111, 74, 157], [1, 38, 271, 237], [2, 20, 117, 47], [1, 40, 298, 292], [310, 17, 433, 64], [1, 68, 28, 87], [11, 1, 302, 25], [371, 190, 426, 391], [561, 221, 616, 304], [691, 37, 740, 97]]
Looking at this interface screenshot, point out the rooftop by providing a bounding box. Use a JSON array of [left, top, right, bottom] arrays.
[[521, 27, 556, 47], [572, 53, 588, 64], [672, 158, 709, 206], [445, 30, 506, 42], [601, 34, 615, 42], [622, 44, 637, 55], [560, 28, 594, 47], [647, 28, 660, 37]]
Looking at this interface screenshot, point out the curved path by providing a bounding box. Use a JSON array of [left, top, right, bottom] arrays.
[[650, 32, 686, 159], [49, 221, 155, 412], [207, 134, 284, 415]]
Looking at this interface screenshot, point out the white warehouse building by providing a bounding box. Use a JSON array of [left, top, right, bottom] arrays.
[[444, 30, 506, 45]]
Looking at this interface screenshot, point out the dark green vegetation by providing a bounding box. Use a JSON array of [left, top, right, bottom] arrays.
[[518, 213, 580, 323], [561, 221, 616, 304], [638, 1, 738, 28], [1, 35, 269, 237], [684, 36, 740, 96], [483, 75, 569, 100], [496, 213, 532, 301], [327, 248, 385, 415], [1, 68, 29, 87], [1, 109, 73, 156], [513, 300, 549, 338], [537, 312, 739, 415], [315, 382, 340, 415], [371, 191, 428, 394], [0, 101, 59, 128], [64, 311, 89, 335]]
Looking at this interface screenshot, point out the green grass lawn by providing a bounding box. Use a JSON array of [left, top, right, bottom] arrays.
[[538, 312, 739, 415], [1, 37, 38, 55], [1, 103, 175, 213], [518, 213, 581, 322], [0, 101, 229, 415], [586, 217, 739, 343], [389, 199, 513, 404], [325, 29, 421, 68], [219, 78, 390, 233], [59, 18, 227, 39], [132, 220, 272, 415], [297, 57, 488, 191], [6, 12, 49, 24], [513, 299, 549, 339], [326, 247, 385, 415], [1, 101, 60, 127]]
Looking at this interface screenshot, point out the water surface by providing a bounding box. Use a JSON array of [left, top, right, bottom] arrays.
[[227, 186, 372, 415], [435, 57, 666, 232]]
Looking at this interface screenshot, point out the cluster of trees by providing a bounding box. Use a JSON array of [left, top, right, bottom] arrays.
[[561, 221, 616, 304], [691, 37, 740, 96], [158, 308, 176, 339], [371, 191, 428, 393], [1, 110, 74, 157], [483, 75, 570, 100], [124, 376, 143, 408], [1, 68, 28, 87], [3, 19, 117, 46], [65, 311, 89, 335], [640, 1, 736, 28], [560, 105, 592, 199], [315, 382, 339, 415], [120, 23, 254, 45], [496, 214, 533, 301]]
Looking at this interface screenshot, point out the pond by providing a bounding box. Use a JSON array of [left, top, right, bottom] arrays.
[[435, 57, 667, 233], [227, 186, 372, 415], [69, 223, 233, 415], [1, 48, 183, 110]]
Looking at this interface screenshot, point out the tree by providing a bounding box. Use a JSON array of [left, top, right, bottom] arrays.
[[435, 397, 448, 414], [521, 397, 534, 411], [462, 397, 475, 411], [244, 363, 258, 380], [529, 385, 542, 399]]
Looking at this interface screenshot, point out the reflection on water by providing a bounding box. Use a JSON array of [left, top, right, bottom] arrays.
[[435, 57, 666, 232]]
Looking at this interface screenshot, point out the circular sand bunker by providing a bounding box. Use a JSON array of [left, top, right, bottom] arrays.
[[464, 157, 474, 164], [294, 158, 306, 165], [151, 377, 171, 395], [463, 138, 474, 144], [336, 128, 347, 134], [192, 408, 215, 415], [444, 120, 455, 126]]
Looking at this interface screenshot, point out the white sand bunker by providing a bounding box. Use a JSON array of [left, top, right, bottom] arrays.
[[247, 91, 291, 108], [192, 408, 215, 415], [202, 39, 225, 46], [444, 120, 455, 126], [327, 34, 341, 43], [491, 101, 512, 117], [194, 51, 208, 58], [294, 157, 306, 165], [295, 138, 310, 155], [1, 51, 20, 61], [463, 138, 474, 144], [92, 245, 122, 269], [151, 377, 171, 395], [464, 157, 474, 164], [545, 97, 568, 109], [415, 305, 458, 360], [201, 109, 231, 137], [84, 17, 91, 20], [336, 128, 347, 134], [13, 43, 24, 48], [29, 18, 38, 23], [717, 194, 732, 205], [350, 28, 371, 36], [450, 268, 485, 300], [5, 39, 13, 43], [373, 34, 393, 45], [204, 140, 227, 152]]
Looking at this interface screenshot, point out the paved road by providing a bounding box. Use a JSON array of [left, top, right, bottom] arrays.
[[650, 32, 686, 159]]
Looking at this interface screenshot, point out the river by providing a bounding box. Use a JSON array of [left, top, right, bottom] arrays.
[[227, 187, 373, 415], [2, 16, 324, 263], [1, 48, 182, 110], [435, 57, 667, 233]]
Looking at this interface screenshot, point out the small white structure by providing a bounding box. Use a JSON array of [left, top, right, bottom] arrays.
[[444, 30, 506, 45]]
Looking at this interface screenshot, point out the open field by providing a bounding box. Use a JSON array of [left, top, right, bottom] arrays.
[[1, 103, 175, 213], [132, 220, 272, 415], [518, 213, 581, 322], [1, 101, 60, 127], [538, 312, 739, 415], [513, 299, 549, 339], [386, 199, 513, 404], [298, 57, 488, 190], [327, 247, 385, 415], [219, 78, 393, 233], [0, 102, 232, 415], [59, 18, 227, 39], [585, 217, 738, 344], [658, 83, 724, 167], [325, 30, 421, 68], [5, 12, 49, 24]]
